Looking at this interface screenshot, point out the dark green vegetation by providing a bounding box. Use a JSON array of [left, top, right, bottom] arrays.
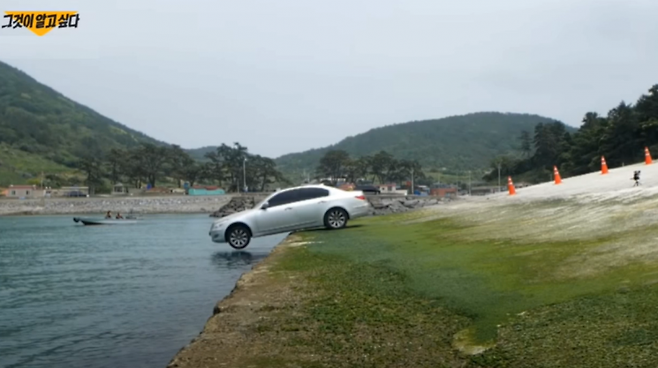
[[486, 84, 658, 183], [264, 211, 658, 367], [0, 61, 166, 185], [275, 112, 569, 181], [314, 149, 431, 186], [186, 146, 216, 163], [0, 61, 287, 190], [77, 142, 287, 194]]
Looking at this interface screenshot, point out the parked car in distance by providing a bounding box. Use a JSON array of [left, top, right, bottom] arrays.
[[354, 184, 380, 195], [66, 191, 88, 197], [209, 184, 372, 249]]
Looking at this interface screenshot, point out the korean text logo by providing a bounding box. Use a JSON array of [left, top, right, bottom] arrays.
[[2, 11, 80, 36]]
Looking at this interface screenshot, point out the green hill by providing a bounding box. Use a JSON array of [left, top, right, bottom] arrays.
[[0, 60, 168, 186], [274, 112, 575, 176], [186, 146, 216, 162], [0, 58, 577, 189]]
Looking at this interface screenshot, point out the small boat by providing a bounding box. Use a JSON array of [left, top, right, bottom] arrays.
[[73, 217, 138, 225]]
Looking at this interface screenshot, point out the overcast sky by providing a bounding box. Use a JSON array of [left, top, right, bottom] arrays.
[[2, 0, 658, 158]]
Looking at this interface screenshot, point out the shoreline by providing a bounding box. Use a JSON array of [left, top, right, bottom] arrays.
[[166, 232, 300, 368], [164, 180, 658, 367]]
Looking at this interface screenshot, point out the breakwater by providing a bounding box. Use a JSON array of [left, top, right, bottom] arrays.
[[0, 195, 234, 216]]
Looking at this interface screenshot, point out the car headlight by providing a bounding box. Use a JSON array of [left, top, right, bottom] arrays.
[[210, 221, 226, 231]]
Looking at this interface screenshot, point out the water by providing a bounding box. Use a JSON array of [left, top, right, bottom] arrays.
[[0, 214, 288, 368]]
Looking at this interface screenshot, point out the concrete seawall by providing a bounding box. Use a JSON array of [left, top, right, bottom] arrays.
[[0, 195, 235, 216], [0, 191, 456, 217]]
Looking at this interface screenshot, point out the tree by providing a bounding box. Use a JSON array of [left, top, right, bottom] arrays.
[[76, 156, 105, 195], [481, 83, 658, 183], [183, 161, 204, 188], [315, 150, 350, 184], [167, 144, 196, 188], [519, 130, 532, 158], [370, 151, 395, 184], [599, 102, 640, 167], [197, 142, 287, 192], [106, 148, 125, 185], [203, 150, 226, 187], [248, 155, 284, 192], [135, 143, 170, 188]]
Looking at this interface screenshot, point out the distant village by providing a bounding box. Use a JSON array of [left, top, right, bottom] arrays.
[[0, 177, 533, 200]]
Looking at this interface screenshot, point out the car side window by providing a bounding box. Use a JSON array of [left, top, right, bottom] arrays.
[[267, 190, 300, 208], [297, 188, 330, 201]]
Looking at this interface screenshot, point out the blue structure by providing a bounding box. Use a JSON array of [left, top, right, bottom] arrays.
[[187, 186, 225, 196]]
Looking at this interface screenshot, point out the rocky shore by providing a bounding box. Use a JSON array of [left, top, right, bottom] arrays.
[[0, 195, 234, 216], [367, 194, 454, 215], [209, 194, 269, 218]]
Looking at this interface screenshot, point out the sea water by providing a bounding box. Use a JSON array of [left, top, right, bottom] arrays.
[[0, 214, 287, 368]]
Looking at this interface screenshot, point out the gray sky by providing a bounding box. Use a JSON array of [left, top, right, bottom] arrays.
[[2, 0, 658, 158]]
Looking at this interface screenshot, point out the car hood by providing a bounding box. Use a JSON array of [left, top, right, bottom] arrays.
[[213, 209, 257, 223]]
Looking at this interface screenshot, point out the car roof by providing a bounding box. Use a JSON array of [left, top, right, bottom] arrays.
[[273, 184, 341, 194]]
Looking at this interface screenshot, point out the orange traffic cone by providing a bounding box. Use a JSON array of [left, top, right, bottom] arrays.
[[601, 156, 609, 174], [646, 147, 653, 165], [553, 166, 562, 184], [507, 176, 516, 195]]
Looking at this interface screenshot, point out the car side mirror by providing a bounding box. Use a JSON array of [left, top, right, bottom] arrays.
[[261, 202, 269, 210]]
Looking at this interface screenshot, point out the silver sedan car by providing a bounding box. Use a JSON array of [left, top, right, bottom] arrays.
[[209, 185, 372, 249]]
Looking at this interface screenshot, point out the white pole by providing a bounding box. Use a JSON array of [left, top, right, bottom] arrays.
[[243, 157, 247, 192], [411, 167, 414, 196], [468, 170, 471, 196], [497, 164, 501, 193]]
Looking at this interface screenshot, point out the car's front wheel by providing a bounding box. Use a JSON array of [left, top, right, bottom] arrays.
[[225, 224, 251, 249], [324, 208, 348, 230]]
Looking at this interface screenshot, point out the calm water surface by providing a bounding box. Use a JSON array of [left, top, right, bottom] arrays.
[[0, 214, 287, 368]]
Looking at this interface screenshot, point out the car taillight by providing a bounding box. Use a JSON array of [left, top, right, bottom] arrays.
[[355, 195, 366, 200]]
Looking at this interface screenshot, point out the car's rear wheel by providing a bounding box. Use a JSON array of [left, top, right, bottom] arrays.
[[324, 208, 348, 229], [226, 224, 251, 249]]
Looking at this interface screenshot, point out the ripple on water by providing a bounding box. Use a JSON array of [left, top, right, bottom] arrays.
[[0, 214, 287, 368]]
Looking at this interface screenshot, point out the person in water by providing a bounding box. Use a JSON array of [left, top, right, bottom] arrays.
[[105, 211, 112, 219], [115, 212, 123, 219]]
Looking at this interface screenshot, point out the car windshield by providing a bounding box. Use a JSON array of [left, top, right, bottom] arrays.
[[255, 192, 276, 208]]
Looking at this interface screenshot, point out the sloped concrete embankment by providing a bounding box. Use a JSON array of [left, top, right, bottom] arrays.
[[209, 194, 453, 218]]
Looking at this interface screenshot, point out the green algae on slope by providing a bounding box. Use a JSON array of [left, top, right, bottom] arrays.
[[293, 211, 658, 346]]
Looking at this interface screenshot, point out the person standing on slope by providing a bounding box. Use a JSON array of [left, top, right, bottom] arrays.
[[632, 170, 641, 187]]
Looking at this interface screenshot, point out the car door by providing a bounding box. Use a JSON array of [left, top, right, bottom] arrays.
[[292, 187, 331, 228], [253, 189, 301, 235]]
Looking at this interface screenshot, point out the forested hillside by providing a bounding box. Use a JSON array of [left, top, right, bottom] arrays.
[[0, 60, 167, 185], [274, 112, 571, 180], [186, 146, 216, 162], [0, 61, 290, 192], [483, 84, 658, 183]]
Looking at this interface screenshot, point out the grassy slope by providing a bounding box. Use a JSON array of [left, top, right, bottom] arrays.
[[0, 60, 168, 182], [0, 143, 77, 186], [263, 199, 658, 367]]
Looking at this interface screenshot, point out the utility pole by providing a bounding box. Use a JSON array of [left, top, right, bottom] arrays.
[[411, 167, 415, 196], [243, 157, 247, 193], [468, 170, 471, 196], [497, 163, 501, 193]]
